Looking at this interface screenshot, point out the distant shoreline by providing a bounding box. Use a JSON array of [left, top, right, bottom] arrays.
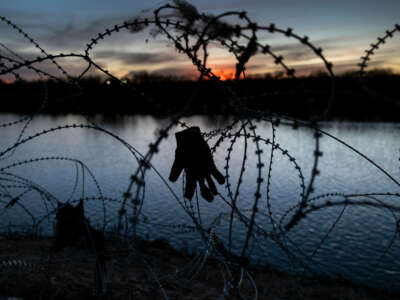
[[1, 74, 400, 122], [1, 112, 400, 124]]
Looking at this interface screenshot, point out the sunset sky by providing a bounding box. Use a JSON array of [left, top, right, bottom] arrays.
[[0, 0, 399, 81]]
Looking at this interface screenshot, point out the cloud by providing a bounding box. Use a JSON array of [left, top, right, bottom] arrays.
[[123, 66, 198, 79], [152, 66, 198, 77], [0, 49, 103, 81], [265, 38, 340, 62], [42, 17, 124, 49], [276, 48, 316, 62], [93, 50, 185, 65], [0, 13, 124, 54]]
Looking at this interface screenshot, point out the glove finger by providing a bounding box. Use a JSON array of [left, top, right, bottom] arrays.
[[206, 175, 218, 195], [169, 155, 184, 182], [184, 172, 197, 199], [211, 166, 225, 185], [199, 179, 213, 202]]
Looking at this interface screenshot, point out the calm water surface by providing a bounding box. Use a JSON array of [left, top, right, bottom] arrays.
[[1, 114, 400, 288]]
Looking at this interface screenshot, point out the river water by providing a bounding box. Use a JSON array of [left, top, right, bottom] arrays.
[[1, 113, 400, 288]]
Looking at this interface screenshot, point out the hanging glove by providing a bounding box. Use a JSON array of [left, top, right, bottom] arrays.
[[169, 126, 225, 202]]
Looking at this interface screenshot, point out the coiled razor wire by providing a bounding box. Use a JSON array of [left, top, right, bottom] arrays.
[[0, 1, 399, 298]]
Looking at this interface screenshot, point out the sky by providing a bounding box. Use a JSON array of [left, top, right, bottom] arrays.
[[0, 0, 399, 81]]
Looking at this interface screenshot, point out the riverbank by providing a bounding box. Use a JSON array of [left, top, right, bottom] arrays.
[[0, 235, 397, 300], [1, 75, 400, 122]]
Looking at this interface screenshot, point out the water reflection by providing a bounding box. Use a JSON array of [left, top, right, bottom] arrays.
[[1, 113, 400, 288]]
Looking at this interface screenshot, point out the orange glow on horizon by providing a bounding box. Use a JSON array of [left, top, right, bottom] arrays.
[[213, 69, 235, 81], [0, 78, 14, 84]]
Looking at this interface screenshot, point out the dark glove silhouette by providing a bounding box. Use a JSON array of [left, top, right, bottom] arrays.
[[169, 126, 225, 202]]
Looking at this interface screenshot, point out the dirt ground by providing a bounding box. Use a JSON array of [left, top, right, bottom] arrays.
[[0, 235, 397, 300]]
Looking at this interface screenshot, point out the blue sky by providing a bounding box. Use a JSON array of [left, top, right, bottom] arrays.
[[0, 0, 399, 80]]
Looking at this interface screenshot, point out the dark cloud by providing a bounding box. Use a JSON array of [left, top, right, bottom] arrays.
[[93, 50, 185, 65], [266, 39, 337, 62], [152, 66, 197, 76], [245, 63, 267, 71], [0, 49, 103, 81], [0, 14, 123, 52], [282, 58, 387, 76], [275, 48, 315, 62], [334, 59, 386, 70], [42, 17, 125, 49], [125, 66, 197, 79]]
